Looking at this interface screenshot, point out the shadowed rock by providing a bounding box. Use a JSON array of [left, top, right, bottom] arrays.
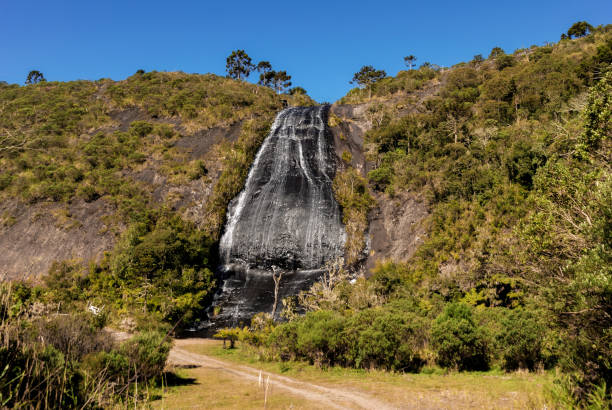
[[209, 105, 345, 328]]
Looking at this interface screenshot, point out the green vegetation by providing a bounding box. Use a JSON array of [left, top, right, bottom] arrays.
[[350, 65, 387, 100], [25, 70, 46, 85], [567, 21, 594, 39], [0, 67, 318, 406], [0, 21, 610, 408], [174, 339, 555, 409], [332, 167, 374, 264], [404, 55, 417, 70], [228, 24, 612, 407], [339, 64, 438, 104], [226, 49, 255, 81], [0, 282, 171, 407]]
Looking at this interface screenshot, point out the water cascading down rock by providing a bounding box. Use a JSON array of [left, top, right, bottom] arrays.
[[212, 105, 346, 326]]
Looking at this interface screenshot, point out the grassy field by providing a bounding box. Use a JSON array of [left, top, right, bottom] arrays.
[[155, 339, 555, 409], [154, 367, 314, 409]]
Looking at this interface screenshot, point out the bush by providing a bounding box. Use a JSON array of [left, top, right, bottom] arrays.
[[431, 303, 490, 370], [121, 331, 171, 381], [92, 331, 170, 384], [496, 308, 549, 371], [295, 310, 346, 367], [33, 314, 113, 362], [343, 309, 425, 372]]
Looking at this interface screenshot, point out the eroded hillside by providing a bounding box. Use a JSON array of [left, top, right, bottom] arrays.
[[0, 72, 313, 278]]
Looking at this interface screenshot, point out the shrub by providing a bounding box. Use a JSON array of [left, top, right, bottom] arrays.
[[33, 314, 113, 362], [496, 308, 549, 371], [214, 327, 242, 349], [267, 320, 299, 361], [431, 303, 490, 370], [295, 310, 346, 367], [343, 309, 425, 372], [120, 331, 171, 381]]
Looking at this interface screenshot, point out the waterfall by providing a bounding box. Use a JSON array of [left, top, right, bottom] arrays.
[[210, 105, 346, 327]]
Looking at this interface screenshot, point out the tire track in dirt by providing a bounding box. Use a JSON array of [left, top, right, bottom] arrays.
[[168, 340, 395, 410]]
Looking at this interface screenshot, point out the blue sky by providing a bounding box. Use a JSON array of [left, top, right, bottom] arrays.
[[1, 0, 610, 102]]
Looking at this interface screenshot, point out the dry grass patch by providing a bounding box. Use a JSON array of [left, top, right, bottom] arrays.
[[181, 339, 555, 409]]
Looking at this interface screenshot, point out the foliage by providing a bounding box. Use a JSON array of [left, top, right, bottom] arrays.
[[289, 86, 307, 95], [214, 327, 243, 349], [347, 24, 611, 402], [332, 167, 374, 264], [0, 282, 170, 407], [350, 65, 387, 99], [25, 70, 46, 85], [431, 303, 489, 371], [404, 55, 417, 69], [203, 116, 274, 239], [100, 211, 216, 325], [579, 68, 611, 151], [256, 61, 273, 86], [339, 65, 438, 104], [567, 21, 594, 39], [226, 49, 255, 81], [271, 70, 292, 94], [263, 306, 426, 371], [495, 308, 550, 371]]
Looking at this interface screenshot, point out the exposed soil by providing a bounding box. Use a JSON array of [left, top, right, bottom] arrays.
[[175, 121, 242, 159], [0, 199, 116, 280], [366, 192, 429, 271], [329, 90, 439, 271], [0, 105, 243, 278]]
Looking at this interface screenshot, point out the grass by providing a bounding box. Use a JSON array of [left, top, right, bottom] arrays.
[[162, 339, 555, 409], [154, 360, 315, 409]]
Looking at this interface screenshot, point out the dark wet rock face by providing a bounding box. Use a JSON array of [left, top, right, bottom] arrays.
[[211, 105, 345, 327]]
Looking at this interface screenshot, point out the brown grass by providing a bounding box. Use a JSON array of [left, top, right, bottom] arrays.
[[158, 339, 556, 409]]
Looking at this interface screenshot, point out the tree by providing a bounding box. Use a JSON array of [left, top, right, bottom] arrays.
[[350, 65, 387, 99], [404, 55, 417, 70], [489, 47, 505, 59], [567, 21, 594, 39], [289, 86, 307, 95], [271, 266, 283, 317], [25, 70, 45, 85], [225, 50, 254, 81], [431, 303, 490, 371], [272, 70, 292, 94], [256, 61, 274, 86], [472, 54, 484, 67]]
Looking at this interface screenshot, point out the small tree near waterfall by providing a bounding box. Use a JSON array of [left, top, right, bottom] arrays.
[[351, 65, 387, 99], [271, 266, 283, 317], [226, 49, 255, 81]]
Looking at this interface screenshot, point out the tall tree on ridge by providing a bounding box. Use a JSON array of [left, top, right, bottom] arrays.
[[272, 71, 292, 94], [226, 50, 255, 81], [25, 70, 45, 85], [567, 21, 594, 39], [351, 65, 387, 99], [256, 61, 275, 87], [404, 55, 417, 70]]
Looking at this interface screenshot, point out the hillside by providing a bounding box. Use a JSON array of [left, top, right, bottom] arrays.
[[0, 23, 610, 408], [0, 72, 315, 278], [251, 24, 611, 407]]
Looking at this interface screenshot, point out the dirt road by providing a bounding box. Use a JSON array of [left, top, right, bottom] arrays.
[[168, 339, 395, 409]]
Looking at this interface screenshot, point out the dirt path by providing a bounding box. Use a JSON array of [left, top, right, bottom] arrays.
[[168, 339, 395, 410]]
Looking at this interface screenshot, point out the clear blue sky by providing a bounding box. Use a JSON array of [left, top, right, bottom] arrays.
[[1, 0, 610, 102]]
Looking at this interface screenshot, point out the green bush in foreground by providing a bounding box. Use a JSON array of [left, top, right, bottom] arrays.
[[431, 303, 490, 371], [496, 308, 549, 371]]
